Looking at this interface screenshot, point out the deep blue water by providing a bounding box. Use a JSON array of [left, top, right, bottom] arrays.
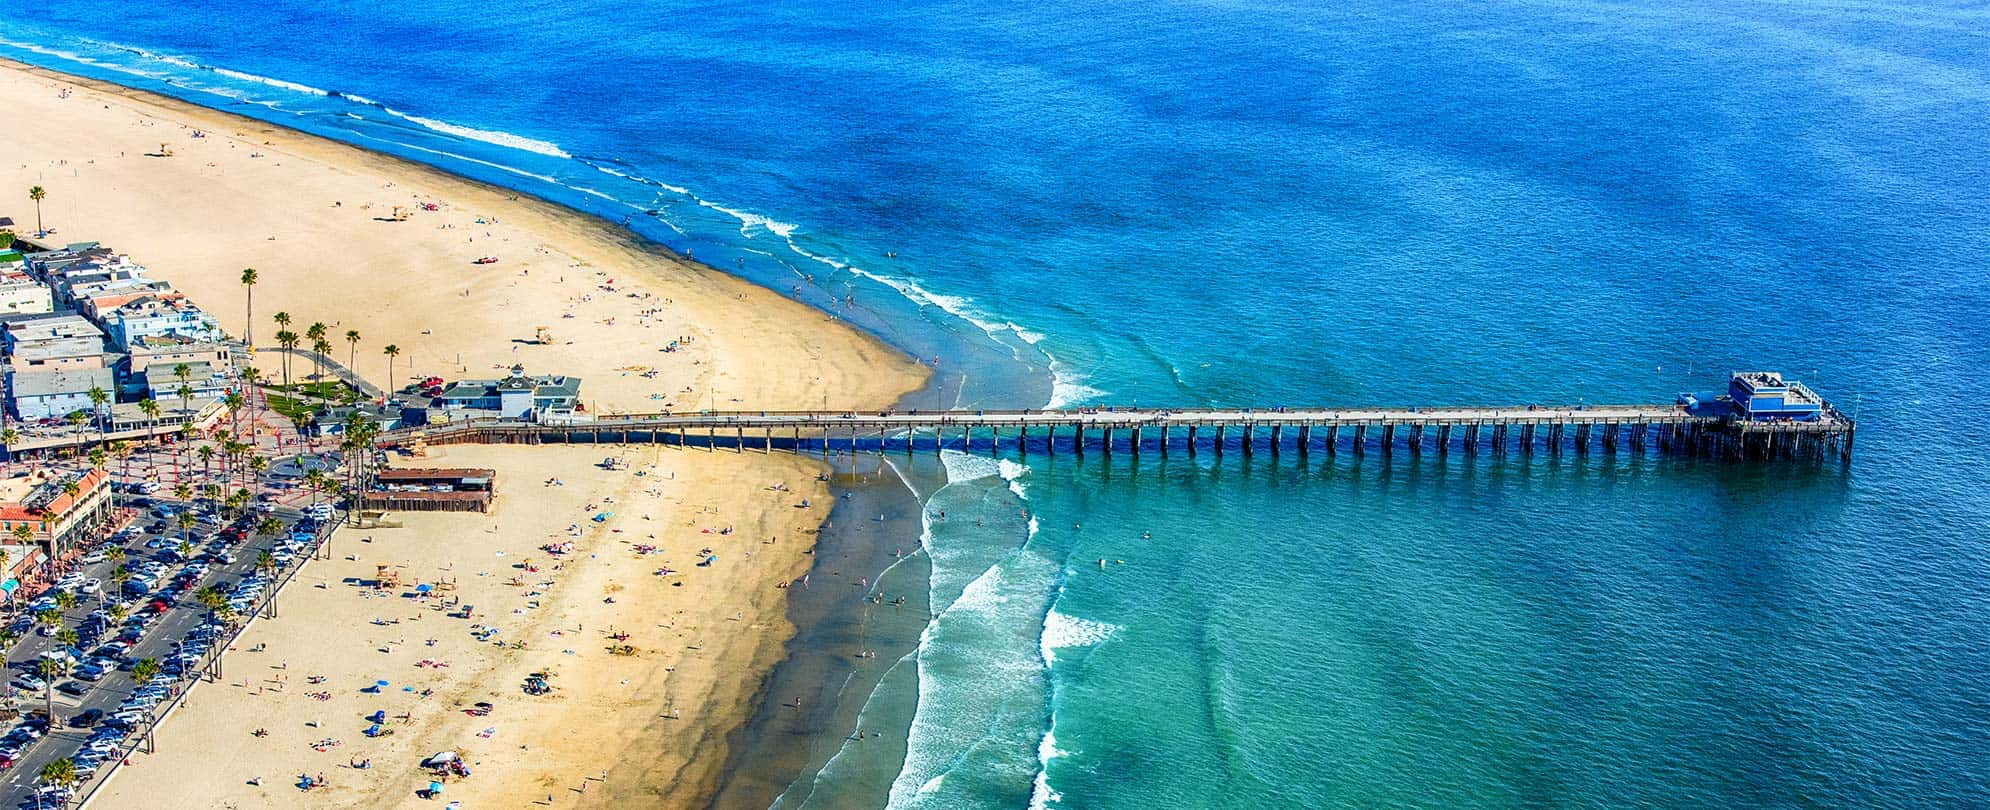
[[8, 1, 1990, 806]]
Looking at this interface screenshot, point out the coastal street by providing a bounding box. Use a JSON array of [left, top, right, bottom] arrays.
[[0, 500, 325, 808]]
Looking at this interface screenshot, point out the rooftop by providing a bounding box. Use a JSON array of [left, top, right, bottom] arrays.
[[8, 366, 113, 398], [0, 468, 107, 517], [376, 467, 496, 481], [3, 313, 103, 342], [9, 336, 109, 362], [142, 361, 226, 388]]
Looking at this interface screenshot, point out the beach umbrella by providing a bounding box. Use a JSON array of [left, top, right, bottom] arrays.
[[416, 584, 433, 594]]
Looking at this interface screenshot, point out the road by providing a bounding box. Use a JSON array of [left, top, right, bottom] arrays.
[[0, 499, 330, 807]]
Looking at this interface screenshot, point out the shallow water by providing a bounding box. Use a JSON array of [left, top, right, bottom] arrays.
[[8, 0, 1990, 806]]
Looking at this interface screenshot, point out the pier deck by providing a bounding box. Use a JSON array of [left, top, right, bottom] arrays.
[[381, 403, 1853, 461]]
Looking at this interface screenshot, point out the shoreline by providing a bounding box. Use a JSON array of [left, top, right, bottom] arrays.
[[1, 56, 931, 807]]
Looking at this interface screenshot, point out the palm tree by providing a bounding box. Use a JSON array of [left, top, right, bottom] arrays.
[[256, 516, 282, 539], [36, 756, 76, 796], [54, 627, 78, 651], [249, 455, 269, 497], [239, 268, 259, 346], [0, 426, 16, 461], [176, 511, 196, 549], [197, 444, 215, 483], [0, 228, 12, 249], [87, 385, 110, 442], [224, 390, 246, 435], [195, 585, 226, 610], [110, 440, 134, 506], [172, 481, 191, 503], [306, 323, 328, 384], [131, 657, 161, 685], [311, 336, 333, 387], [303, 469, 328, 508], [104, 603, 128, 625], [138, 397, 160, 427], [27, 185, 46, 236], [382, 344, 401, 394], [105, 547, 124, 565], [275, 329, 299, 388], [51, 590, 76, 614], [108, 565, 130, 593], [33, 658, 61, 717], [255, 550, 276, 576], [344, 329, 361, 379]]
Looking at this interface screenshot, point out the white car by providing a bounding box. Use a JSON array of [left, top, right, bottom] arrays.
[[81, 578, 103, 594]]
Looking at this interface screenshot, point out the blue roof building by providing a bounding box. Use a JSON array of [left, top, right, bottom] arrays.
[[1727, 371, 1823, 422]]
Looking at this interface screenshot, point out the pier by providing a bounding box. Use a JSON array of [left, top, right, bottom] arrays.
[[379, 401, 1854, 462]]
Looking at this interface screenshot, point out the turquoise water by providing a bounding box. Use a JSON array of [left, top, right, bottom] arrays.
[[7, 1, 1990, 805]]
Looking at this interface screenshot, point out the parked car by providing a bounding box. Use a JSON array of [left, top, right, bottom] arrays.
[[70, 708, 104, 729]]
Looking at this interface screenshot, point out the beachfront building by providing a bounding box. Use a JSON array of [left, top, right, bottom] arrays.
[[122, 334, 233, 395], [141, 360, 231, 401], [70, 276, 181, 321], [315, 402, 401, 437], [363, 467, 496, 513], [0, 468, 112, 560], [1728, 371, 1824, 422], [27, 243, 148, 306], [433, 365, 582, 420], [104, 396, 225, 433], [0, 542, 43, 597], [100, 295, 221, 351], [0, 268, 53, 316], [4, 334, 112, 375], [2, 312, 105, 352], [7, 366, 113, 422]]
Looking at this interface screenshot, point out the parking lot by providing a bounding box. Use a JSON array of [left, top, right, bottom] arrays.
[[0, 493, 340, 807]]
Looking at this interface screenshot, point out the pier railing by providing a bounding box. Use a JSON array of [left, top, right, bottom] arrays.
[[380, 405, 1853, 462]]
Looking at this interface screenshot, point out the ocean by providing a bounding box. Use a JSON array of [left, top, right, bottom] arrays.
[[7, 0, 1990, 806]]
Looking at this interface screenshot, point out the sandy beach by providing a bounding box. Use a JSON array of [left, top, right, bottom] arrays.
[[0, 58, 924, 414], [0, 58, 927, 807], [94, 444, 837, 808]]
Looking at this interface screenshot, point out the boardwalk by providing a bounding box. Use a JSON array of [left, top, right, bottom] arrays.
[[382, 403, 1854, 461]]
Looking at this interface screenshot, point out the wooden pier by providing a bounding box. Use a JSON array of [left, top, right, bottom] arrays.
[[379, 403, 1854, 462]]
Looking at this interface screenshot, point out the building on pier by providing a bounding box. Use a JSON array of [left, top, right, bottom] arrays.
[[1727, 371, 1824, 422]]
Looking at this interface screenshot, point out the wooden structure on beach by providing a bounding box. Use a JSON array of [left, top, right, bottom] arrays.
[[361, 467, 496, 513], [378, 402, 1854, 462]]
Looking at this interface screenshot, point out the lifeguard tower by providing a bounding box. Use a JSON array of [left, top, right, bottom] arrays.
[[376, 564, 401, 590]]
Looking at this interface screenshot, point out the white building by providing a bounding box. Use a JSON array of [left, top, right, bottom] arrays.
[[7, 366, 112, 422], [0, 271, 52, 317]]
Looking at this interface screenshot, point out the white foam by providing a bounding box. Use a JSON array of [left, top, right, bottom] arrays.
[[350, 133, 560, 184], [1046, 367, 1104, 410], [1029, 728, 1068, 810], [378, 106, 571, 158], [938, 449, 1001, 483], [998, 458, 1031, 500], [210, 66, 329, 96], [589, 163, 690, 195], [1039, 608, 1119, 667], [695, 198, 797, 238]]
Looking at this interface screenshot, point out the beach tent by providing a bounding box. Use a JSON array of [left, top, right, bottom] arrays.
[[421, 751, 460, 769]]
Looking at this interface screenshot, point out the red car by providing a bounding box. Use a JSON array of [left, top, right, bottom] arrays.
[[147, 599, 171, 614]]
